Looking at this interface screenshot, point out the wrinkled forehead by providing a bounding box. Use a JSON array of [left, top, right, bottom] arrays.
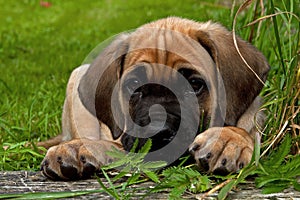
[[122, 28, 216, 80]]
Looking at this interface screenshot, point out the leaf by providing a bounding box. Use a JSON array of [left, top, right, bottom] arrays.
[[119, 165, 132, 174], [285, 165, 300, 178], [293, 181, 300, 191], [254, 132, 261, 166], [105, 147, 126, 159], [256, 177, 292, 188], [141, 161, 167, 170], [138, 139, 152, 154], [262, 185, 287, 194], [255, 162, 269, 175], [144, 170, 161, 183], [177, 155, 191, 167], [169, 186, 186, 200], [218, 180, 236, 200], [159, 166, 212, 196], [260, 181, 291, 194], [112, 171, 128, 182], [263, 134, 291, 168], [103, 158, 128, 170], [130, 138, 139, 153], [130, 152, 147, 164], [282, 155, 300, 175], [128, 173, 141, 185], [161, 166, 177, 177], [192, 175, 211, 193]]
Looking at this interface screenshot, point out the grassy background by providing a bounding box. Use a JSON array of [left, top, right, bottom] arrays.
[[0, 0, 299, 172]]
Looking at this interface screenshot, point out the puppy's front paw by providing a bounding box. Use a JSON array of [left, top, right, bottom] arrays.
[[40, 139, 121, 180], [189, 127, 254, 175]]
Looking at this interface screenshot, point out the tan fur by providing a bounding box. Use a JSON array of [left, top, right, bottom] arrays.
[[40, 17, 269, 180]]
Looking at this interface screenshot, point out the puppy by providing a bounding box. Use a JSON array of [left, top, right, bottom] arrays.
[[39, 17, 269, 180]]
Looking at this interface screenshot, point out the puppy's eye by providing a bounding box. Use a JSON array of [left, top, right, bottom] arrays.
[[124, 78, 140, 94], [188, 77, 205, 95]]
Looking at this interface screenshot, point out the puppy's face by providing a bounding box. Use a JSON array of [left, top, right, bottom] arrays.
[[118, 34, 214, 152]]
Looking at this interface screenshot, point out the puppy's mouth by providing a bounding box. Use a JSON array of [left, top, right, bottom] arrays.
[[121, 126, 178, 152], [121, 110, 181, 152]]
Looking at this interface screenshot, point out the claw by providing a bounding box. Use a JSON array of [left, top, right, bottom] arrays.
[[60, 164, 79, 180], [43, 165, 61, 180], [213, 166, 229, 176], [82, 163, 97, 178], [198, 157, 210, 171]]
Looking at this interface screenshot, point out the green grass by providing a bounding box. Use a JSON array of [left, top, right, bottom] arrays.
[[0, 0, 299, 198]]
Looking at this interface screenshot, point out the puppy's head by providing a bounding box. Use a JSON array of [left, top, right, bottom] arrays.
[[79, 17, 269, 155], [112, 24, 218, 152]]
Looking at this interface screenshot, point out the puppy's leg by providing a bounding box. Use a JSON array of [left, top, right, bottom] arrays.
[[236, 96, 265, 135], [40, 65, 119, 180], [189, 96, 264, 174]]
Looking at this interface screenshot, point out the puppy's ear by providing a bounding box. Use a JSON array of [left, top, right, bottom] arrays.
[[196, 23, 270, 126], [78, 34, 129, 139]]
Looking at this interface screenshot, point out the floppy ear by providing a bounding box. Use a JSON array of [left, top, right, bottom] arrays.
[[196, 23, 270, 126], [78, 34, 129, 139]]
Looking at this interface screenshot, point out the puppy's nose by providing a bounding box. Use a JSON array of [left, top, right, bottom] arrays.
[[148, 104, 167, 129]]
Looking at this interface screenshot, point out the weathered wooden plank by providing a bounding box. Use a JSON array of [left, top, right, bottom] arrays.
[[0, 171, 299, 199]]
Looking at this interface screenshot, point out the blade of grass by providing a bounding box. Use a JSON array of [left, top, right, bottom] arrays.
[[99, 168, 120, 199], [0, 190, 103, 200], [270, 0, 286, 75]]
